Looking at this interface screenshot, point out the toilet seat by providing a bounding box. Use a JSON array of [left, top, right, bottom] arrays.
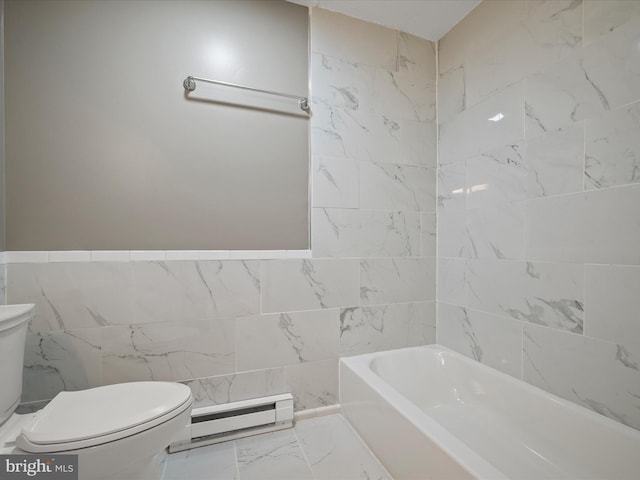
[[16, 382, 192, 453]]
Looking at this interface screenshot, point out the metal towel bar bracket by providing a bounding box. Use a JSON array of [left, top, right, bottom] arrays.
[[183, 76, 309, 112]]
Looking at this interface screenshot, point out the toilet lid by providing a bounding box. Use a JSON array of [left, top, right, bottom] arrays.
[[20, 382, 192, 446]]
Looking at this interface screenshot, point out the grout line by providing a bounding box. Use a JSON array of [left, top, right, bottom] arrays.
[[233, 441, 241, 480], [292, 425, 317, 479]]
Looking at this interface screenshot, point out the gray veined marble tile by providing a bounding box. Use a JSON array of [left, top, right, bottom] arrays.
[[437, 304, 523, 379], [312, 208, 421, 258], [585, 101, 640, 190], [22, 328, 101, 403], [183, 368, 285, 408], [359, 162, 435, 212], [437, 208, 471, 259], [261, 259, 359, 314], [466, 202, 525, 260], [340, 302, 434, 356], [7, 262, 133, 333], [360, 258, 436, 305], [311, 53, 375, 113], [373, 68, 436, 122], [133, 260, 260, 324], [101, 319, 235, 384], [295, 414, 391, 480], [585, 265, 640, 350], [525, 15, 640, 139], [236, 310, 339, 371], [523, 324, 640, 430], [438, 66, 466, 126], [236, 429, 314, 480], [437, 161, 466, 210], [525, 184, 640, 264], [467, 259, 584, 333], [584, 0, 640, 46], [370, 115, 437, 167], [164, 440, 238, 480], [397, 31, 436, 79], [421, 212, 437, 257], [284, 359, 338, 410], [438, 258, 467, 307], [312, 156, 359, 209]]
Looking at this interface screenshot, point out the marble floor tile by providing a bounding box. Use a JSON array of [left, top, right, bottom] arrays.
[[164, 441, 238, 480]]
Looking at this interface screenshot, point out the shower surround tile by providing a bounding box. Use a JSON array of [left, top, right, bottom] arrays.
[[421, 212, 436, 257], [261, 259, 359, 313], [312, 208, 420, 258], [437, 161, 466, 210], [236, 310, 339, 371], [466, 203, 524, 260], [183, 369, 285, 408], [467, 259, 584, 333], [22, 328, 101, 402], [585, 101, 640, 190], [359, 162, 435, 212], [101, 319, 235, 384], [360, 258, 435, 305], [133, 260, 260, 324], [7, 262, 133, 333], [437, 304, 523, 379], [312, 156, 359, 209], [437, 258, 467, 307], [523, 325, 640, 430], [584, 0, 640, 45], [373, 69, 435, 122], [339, 302, 435, 356]]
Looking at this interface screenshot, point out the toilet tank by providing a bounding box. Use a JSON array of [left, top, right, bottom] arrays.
[[0, 304, 35, 426]]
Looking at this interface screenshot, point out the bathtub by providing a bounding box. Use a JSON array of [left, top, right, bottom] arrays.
[[340, 345, 640, 480]]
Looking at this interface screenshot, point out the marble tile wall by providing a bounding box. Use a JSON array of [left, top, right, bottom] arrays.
[[437, 0, 640, 430], [8, 8, 437, 412]]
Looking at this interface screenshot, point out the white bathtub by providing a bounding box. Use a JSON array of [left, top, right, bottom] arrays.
[[340, 344, 640, 480]]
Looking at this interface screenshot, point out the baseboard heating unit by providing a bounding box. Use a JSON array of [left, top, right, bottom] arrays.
[[169, 393, 294, 452]]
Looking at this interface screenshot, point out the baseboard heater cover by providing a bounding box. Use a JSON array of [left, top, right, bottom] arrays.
[[169, 393, 294, 452]]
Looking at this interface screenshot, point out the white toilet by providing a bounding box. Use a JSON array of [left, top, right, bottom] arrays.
[[0, 304, 193, 480]]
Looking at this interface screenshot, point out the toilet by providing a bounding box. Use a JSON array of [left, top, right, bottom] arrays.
[[0, 304, 193, 480]]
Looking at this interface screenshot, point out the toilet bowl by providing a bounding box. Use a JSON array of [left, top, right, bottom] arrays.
[[0, 304, 193, 480]]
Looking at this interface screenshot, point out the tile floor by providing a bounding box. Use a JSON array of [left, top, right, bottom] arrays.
[[162, 414, 392, 480]]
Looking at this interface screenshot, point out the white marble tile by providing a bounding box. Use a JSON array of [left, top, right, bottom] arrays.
[[440, 82, 525, 165], [359, 162, 435, 212], [397, 31, 436, 79], [585, 101, 640, 190], [585, 265, 640, 350], [437, 209, 470, 259], [523, 324, 640, 430], [340, 302, 434, 356], [438, 0, 526, 76], [7, 262, 133, 333], [311, 53, 375, 113], [584, 0, 640, 45], [183, 369, 285, 408], [312, 156, 359, 208], [421, 212, 436, 257], [465, 1, 582, 108], [437, 161, 466, 210], [261, 259, 359, 313], [437, 304, 523, 379], [164, 440, 237, 480], [525, 16, 640, 138], [525, 184, 640, 264], [311, 8, 397, 70], [133, 260, 260, 323], [284, 359, 338, 410], [360, 258, 435, 305], [236, 428, 313, 480], [466, 144, 535, 208], [101, 319, 235, 384], [22, 328, 101, 402], [373, 69, 435, 122], [236, 310, 339, 371], [466, 202, 524, 260], [526, 123, 585, 196], [438, 66, 466, 126], [295, 414, 391, 480], [312, 208, 420, 258], [467, 259, 584, 333], [438, 258, 467, 306], [371, 116, 437, 167]]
